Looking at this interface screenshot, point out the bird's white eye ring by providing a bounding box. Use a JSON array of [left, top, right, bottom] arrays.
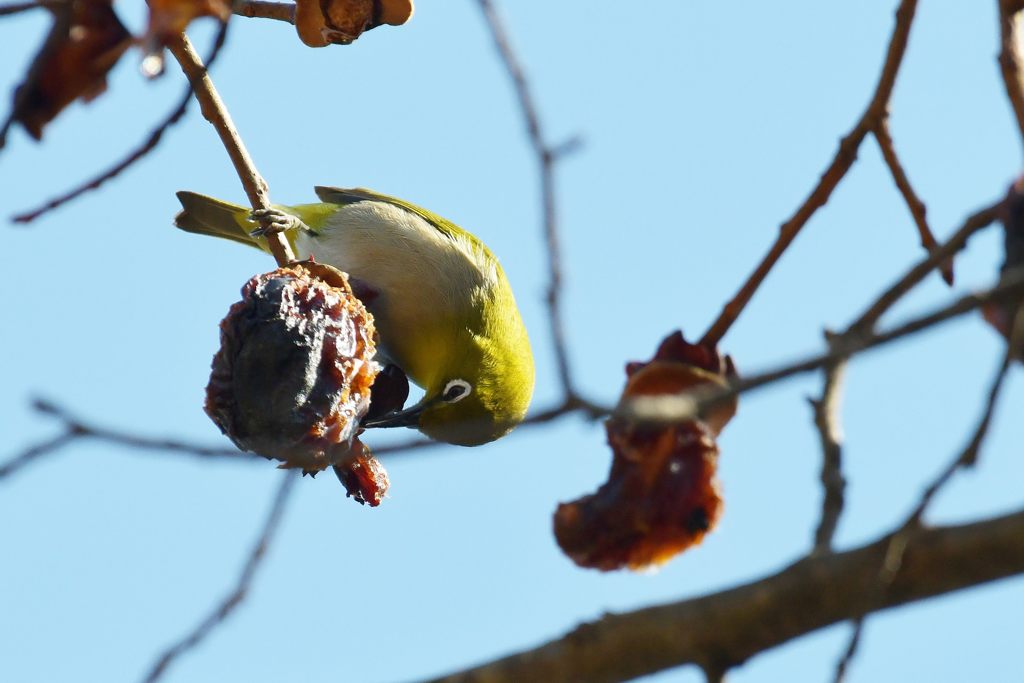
[[442, 379, 472, 404]]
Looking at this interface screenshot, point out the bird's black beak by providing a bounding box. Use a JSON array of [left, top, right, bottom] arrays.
[[361, 401, 427, 429]]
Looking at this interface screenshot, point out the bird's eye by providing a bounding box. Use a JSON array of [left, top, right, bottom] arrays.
[[442, 379, 472, 404]]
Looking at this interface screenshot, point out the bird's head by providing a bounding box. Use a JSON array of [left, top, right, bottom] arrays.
[[364, 324, 535, 446]]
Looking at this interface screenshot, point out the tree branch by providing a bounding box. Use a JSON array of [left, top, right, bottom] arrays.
[[415, 507, 1024, 683], [0, 429, 78, 481], [831, 618, 865, 683], [810, 350, 848, 554], [0, 0, 64, 17], [140, 471, 297, 683], [700, 0, 920, 347], [905, 305, 1023, 527], [847, 201, 1001, 333], [476, 0, 583, 402], [0, 399, 259, 482], [616, 265, 1024, 425], [168, 33, 295, 265], [11, 23, 230, 224], [872, 117, 951, 284]]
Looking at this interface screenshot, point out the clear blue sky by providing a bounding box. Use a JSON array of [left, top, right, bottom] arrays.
[[2, 2, 1022, 682]]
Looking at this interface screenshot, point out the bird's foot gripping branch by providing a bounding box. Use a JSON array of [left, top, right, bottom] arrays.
[[205, 259, 398, 506]]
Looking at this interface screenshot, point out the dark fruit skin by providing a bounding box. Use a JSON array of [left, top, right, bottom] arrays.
[[206, 262, 380, 476]]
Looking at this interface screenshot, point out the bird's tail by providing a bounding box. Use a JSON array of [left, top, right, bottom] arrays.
[[174, 191, 265, 251]]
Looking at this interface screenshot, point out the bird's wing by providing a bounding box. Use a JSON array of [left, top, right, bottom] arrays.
[[314, 186, 473, 245]]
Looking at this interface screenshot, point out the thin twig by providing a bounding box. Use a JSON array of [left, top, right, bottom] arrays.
[[998, 0, 1024, 146], [872, 117, 952, 284], [0, 394, 599, 481], [702, 664, 729, 683], [233, 0, 295, 23], [0, 0, 63, 16], [831, 618, 865, 683], [29, 398, 251, 459], [854, 302, 1023, 629], [700, 0, 921, 347], [414, 508, 1024, 683], [140, 471, 297, 683], [11, 23, 231, 224], [12, 398, 258, 464], [905, 304, 1022, 526], [810, 348, 848, 554], [847, 201, 1002, 333], [476, 0, 583, 401], [0, 430, 78, 481], [168, 33, 295, 265], [616, 266, 1024, 425]]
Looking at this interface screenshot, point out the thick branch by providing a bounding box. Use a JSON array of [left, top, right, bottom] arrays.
[[417, 508, 1024, 683], [701, 0, 920, 346]]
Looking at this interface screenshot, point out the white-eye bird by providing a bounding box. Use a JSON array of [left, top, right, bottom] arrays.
[[175, 186, 535, 446]]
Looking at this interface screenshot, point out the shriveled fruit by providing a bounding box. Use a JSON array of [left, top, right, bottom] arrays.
[[206, 261, 380, 475], [12, 0, 131, 140], [554, 331, 737, 571]]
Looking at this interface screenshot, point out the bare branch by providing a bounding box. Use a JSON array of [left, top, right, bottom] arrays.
[[616, 265, 1024, 426], [831, 618, 865, 683], [415, 508, 1024, 683], [475, 0, 582, 401], [872, 117, 952, 284], [0, 0, 64, 17], [0, 399, 260, 481], [168, 33, 295, 265], [0, 395, 603, 480], [0, 430, 77, 481], [12, 85, 193, 222], [847, 202, 1001, 334], [11, 23, 231, 224], [140, 471, 297, 683], [810, 350, 848, 554], [233, 0, 295, 23], [701, 0, 921, 347], [904, 305, 1022, 527]]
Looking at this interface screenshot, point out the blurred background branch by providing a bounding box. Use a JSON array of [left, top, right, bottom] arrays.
[[2, 1, 1023, 682]]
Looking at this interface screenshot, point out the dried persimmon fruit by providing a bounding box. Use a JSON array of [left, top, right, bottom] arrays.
[[555, 331, 736, 571], [13, 0, 131, 139], [205, 262, 380, 477]]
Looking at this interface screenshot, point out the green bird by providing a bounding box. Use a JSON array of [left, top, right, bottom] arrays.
[[175, 186, 535, 446]]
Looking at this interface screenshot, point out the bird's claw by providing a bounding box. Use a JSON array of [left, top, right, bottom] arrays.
[[249, 208, 303, 237]]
